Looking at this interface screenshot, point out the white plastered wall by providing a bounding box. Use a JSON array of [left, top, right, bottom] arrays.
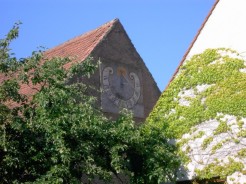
[[176, 1, 246, 182], [187, 0, 246, 59]]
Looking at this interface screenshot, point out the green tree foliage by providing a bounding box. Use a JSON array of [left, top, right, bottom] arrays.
[[0, 24, 180, 183]]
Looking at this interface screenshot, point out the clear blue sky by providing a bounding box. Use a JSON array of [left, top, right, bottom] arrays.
[[1, 0, 215, 91]]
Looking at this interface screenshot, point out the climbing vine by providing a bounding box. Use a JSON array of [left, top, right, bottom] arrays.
[[147, 48, 246, 182]]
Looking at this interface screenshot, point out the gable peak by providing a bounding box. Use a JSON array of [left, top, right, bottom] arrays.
[[45, 18, 120, 63]]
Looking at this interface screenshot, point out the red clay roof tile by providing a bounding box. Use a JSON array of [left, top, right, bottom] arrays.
[[45, 18, 118, 68], [1, 18, 118, 108]]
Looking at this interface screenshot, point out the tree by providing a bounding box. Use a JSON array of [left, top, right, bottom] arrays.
[[0, 23, 180, 184]]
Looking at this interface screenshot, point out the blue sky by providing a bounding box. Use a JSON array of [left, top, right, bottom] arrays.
[[1, 0, 215, 91]]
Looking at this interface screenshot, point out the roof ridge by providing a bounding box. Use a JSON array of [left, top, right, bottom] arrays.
[[45, 18, 119, 55], [164, 0, 220, 91]]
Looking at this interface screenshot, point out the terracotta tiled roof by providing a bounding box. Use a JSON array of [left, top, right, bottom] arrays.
[[45, 18, 118, 68], [165, 0, 220, 90], [1, 19, 118, 108]]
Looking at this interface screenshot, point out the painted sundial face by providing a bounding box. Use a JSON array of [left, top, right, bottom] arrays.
[[102, 66, 141, 109]]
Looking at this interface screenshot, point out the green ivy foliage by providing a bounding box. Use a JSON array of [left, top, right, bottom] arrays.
[[147, 48, 246, 181], [149, 48, 245, 138], [195, 157, 244, 179], [0, 23, 180, 183]]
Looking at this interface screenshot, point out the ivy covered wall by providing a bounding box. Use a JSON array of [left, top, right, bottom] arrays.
[[147, 48, 246, 183]]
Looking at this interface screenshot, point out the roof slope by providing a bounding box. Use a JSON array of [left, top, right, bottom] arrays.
[[45, 18, 117, 68], [1, 19, 118, 107]]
